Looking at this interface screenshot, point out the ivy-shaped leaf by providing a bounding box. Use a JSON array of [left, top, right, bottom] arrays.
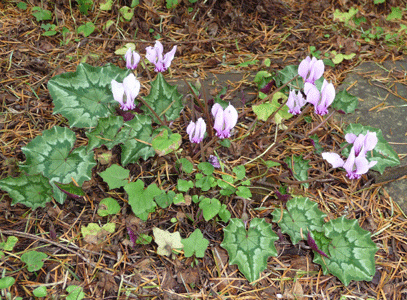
[[154, 190, 175, 208], [285, 155, 310, 188], [153, 227, 183, 256], [97, 197, 121, 217], [332, 89, 358, 114], [271, 197, 326, 245], [120, 115, 155, 166], [181, 229, 209, 258], [342, 124, 400, 174], [152, 128, 182, 156], [48, 63, 130, 128], [312, 216, 378, 286], [143, 73, 183, 122], [0, 236, 18, 251], [252, 92, 293, 124], [199, 197, 221, 221], [99, 164, 130, 189], [124, 180, 162, 221], [221, 218, 278, 283], [21, 251, 48, 272], [275, 65, 301, 88], [0, 174, 53, 209], [20, 126, 96, 204], [86, 115, 124, 151]]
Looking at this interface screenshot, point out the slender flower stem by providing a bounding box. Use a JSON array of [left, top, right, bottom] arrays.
[[306, 110, 336, 137], [139, 96, 166, 126], [192, 136, 217, 161], [139, 58, 152, 82], [183, 79, 213, 137]]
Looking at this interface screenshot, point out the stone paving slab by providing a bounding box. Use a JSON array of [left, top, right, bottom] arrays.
[[337, 60, 407, 214]]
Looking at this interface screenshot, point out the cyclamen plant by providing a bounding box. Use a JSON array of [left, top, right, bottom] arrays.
[[0, 44, 401, 290]]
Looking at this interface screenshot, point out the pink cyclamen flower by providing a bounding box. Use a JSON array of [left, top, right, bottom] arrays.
[[322, 146, 377, 180], [286, 90, 306, 115], [125, 48, 140, 70], [111, 73, 140, 111], [186, 118, 206, 143], [211, 103, 238, 139], [298, 56, 325, 84], [145, 41, 177, 72], [345, 131, 378, 156], [304, 79, 335, 116]]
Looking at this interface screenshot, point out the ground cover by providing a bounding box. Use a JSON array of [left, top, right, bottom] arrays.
[[1, 0, 407, 299]]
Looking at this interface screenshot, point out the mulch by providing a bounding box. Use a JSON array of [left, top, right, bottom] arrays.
[[1, 0, 406, 299]]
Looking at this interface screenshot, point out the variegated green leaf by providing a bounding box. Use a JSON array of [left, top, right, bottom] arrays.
[[143, 72, 183, 122], [48, 63, 130, 128], [20, 126, 96, 204], [0, 174, 53, 209], [271, 197, 326, 244], [312, 216, 378, 286], [120, 115, 155, 166], [86, 115, 124, 151], [221, 218, 278, 283]]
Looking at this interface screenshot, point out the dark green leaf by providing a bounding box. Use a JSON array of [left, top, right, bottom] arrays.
[[332, 89, 358, 114], [48, 63, 130, 128]]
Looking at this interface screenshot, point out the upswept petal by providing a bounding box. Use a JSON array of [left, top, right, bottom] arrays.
[[111, 80, 125, 106], [224, 103, 238, 130], [304, 83, 320, 106], [364, 131, 378, 152], [322, 152, 345, 168], [320, 80, 335, 107], [342, 147, 356, 176], [298, 56, 311, 79], [211, 103, 223, 117], [312, 59, 325, 82], [186, 121, 196, 138], [163, 46, 177, 70], [125, 48, 140, 70], [145, 46, 158, 65], [154, 41, 164, 60], [345, 133, 357, 144], [213, 109, 224, 134]]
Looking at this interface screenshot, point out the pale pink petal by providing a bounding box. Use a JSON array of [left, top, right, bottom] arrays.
[[162, 45, 177, 70], [364, 131, 378, 152], [322, 152, 345, 168], [354, 155, 370, 175], [111, 80, 124, 106], [345, 133, 357, 144], [305, 83, 320, 106], [211, 103, 223, 117], [298, 56, 311, 79], [224, 103, 238, 130]]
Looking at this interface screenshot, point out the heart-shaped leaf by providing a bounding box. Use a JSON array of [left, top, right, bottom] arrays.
[[143, 73, 183, 122], [99, 164, 129, 189], [77, 22, 95, 37], [285, 155, 311, 188], [271, 197, 327, 245], [98, 197, 121, 217], [152, 128, 181, 156], [20, 126, 96, 204], [252, 92, 292, 124], [48, 63, 130, 128], [86, 115, 125, 151], [199, 197, 221, 221], [153, 227, 183, 256], [332, 89, 358, 114], [124, 180, 162, 221], [0, 174, 53, 209], [312, 216, 378, 286], [120, 115, 155, 166], [21, 251, 48, 272], [182, 229, 209, 258], [342, 123, 400, 174], [221, 218, 278, 282]]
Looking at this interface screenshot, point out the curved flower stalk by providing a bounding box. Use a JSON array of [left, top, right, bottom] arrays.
[[111, 73, 140, 111], [286, 90, 306, 115], [304, 80, 335, 116], [146, 41, 177, 72], [298, 56, 324, 84], [186, 118, 206, 143], [211, 103, 238, 139], [125, 48, 140, 70]]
